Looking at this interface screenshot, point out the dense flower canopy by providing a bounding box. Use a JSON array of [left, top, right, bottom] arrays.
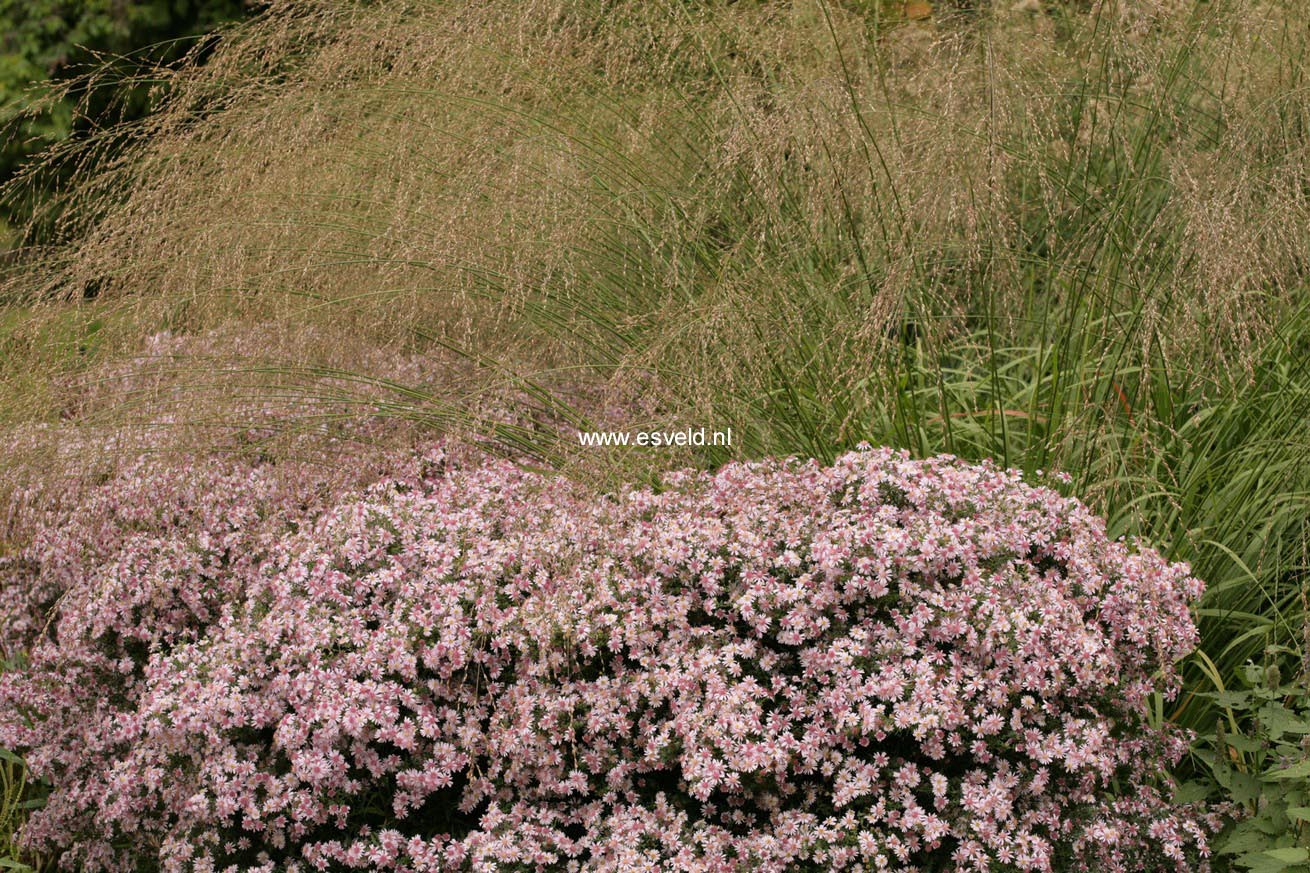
[[0, 444, 1210, 871]]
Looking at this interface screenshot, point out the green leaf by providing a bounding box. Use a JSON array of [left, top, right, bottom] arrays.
[[1226, 734, 1267, 753], [1286, 807, 1310, 822], [1237, 847, 1310, 873], [1262, 848, 1310, 864], [1269, 761, 1310, 781], [1268, 844, 1310, 859], [1232, 771, 1264, 804], [1262, 704, 1310, 738], [1174, 781, 1212, 804], [1224, 823, 1279, 855], [1258, 804, 1292, 835]]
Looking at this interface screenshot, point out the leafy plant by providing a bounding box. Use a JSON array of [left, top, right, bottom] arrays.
[[1187, 646, 1310, 873]]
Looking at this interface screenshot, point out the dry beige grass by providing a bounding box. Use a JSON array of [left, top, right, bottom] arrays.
[[0, 0, 1305, 478]]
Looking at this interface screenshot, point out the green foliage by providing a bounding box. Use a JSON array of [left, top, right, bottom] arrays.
[[0, 0, 250, 237], [0, 650, 45, 872], [1186, 653, 1310, 872], [0, 751, 38, 872]]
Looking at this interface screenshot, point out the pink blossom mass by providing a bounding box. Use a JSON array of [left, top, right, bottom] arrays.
[[0, 444, 1214, 871]]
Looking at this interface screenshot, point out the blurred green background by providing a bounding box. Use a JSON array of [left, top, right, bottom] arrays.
[[1, 0, 253, 245]]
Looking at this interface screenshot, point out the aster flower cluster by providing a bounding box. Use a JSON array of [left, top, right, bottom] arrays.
[[0, 444, 1211, 871]]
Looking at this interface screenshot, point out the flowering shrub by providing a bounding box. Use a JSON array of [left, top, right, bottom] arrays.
[[1, 445, 1213, 871]]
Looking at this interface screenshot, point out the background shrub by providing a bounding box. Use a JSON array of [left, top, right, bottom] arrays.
[[0, 0, 252, 242]]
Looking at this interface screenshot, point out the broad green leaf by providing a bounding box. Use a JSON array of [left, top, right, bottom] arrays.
[[1174, 781, 1212, 804], [1226, 734, 1266, 753], [1257, 844, 1310, 865], [1268, 761, 1310, 781], [1237, 848, 1310, 873], [1262, 848, 1310, 863], [1224, 825, 1280, 855], [1232, 771, 1264, 804], [1257, 804, 1291, 835], [1262, 704, 1310, 738]]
